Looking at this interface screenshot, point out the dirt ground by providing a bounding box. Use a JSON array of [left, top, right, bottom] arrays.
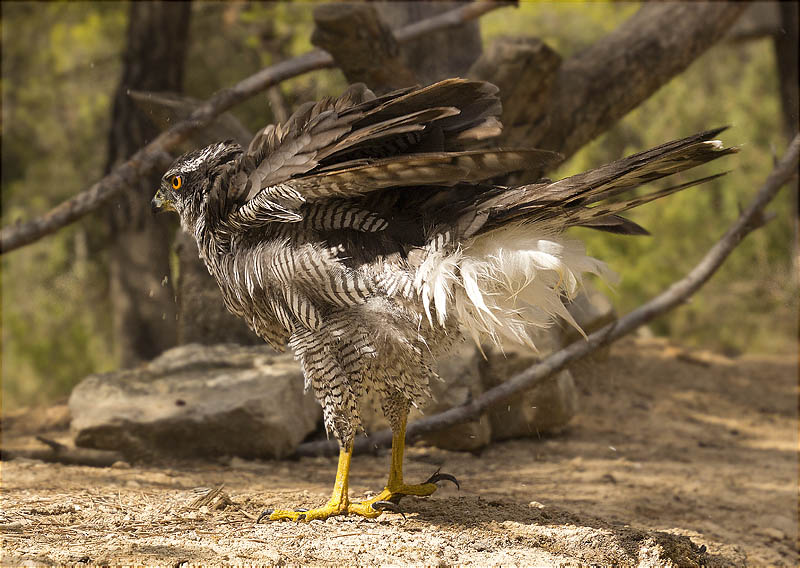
[[1, 337, 797, 566]]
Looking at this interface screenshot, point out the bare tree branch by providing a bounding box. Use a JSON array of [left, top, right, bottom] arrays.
[[311, 2, 488, 94], [0, 1, 506, 254], [392, 1, 504, 44], [377, 3, 485, 86], [296, 133, 800, 458], [0, 440, 124, 468], [473, 2, 747, 158]]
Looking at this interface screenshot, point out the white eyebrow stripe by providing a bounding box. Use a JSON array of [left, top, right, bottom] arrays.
[[166, 142, 233, 177]]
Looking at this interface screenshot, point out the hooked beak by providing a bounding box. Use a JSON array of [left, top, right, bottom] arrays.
[[151, 191, 174, 214]]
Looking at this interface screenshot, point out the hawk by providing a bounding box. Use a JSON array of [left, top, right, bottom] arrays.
[[152, 79, 735, 521]]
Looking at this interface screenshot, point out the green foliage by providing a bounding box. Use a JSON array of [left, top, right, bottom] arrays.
[[2, 3, 795, 411], [482, 2, 639, 56], [559, 39, 795, 354], [2, 3, 125, 410], [1, 225, 115, 406]]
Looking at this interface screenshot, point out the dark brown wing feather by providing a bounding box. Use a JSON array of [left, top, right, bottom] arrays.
[[225, 80, 735, 249], [236, 79, 539, 206], [286, 150, 560, 199]]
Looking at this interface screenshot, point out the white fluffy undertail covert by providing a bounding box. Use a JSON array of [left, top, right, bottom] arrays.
[[414, 223, 616, 350]]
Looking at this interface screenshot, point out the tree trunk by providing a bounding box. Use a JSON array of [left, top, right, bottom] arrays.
[[105, 1, 191, 367], [772, 1, 799, 282], [312, 4, 419, 91]]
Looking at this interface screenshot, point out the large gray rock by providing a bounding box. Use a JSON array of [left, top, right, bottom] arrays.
[[481, 340, 579, 441], [417, 342, 492, 452], [69, 344, 321, 461]]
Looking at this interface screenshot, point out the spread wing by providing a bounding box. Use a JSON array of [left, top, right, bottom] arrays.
[[220, 79, 561, 232]]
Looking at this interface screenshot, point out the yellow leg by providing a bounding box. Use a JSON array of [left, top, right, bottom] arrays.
[[350, 414, 458, 515], [262, 416, 457, 522], [266, 445, 379, 521]]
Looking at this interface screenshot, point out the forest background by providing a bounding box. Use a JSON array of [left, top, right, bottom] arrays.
[[2, 1, 797, 410]]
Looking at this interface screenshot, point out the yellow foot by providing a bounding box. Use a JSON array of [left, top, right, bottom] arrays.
[[261, 498, 387, 522], [259, 472, 459, 522], [352, 471, 460, 515], [260, 493, 409, 522], [261, 498, 372, 522]]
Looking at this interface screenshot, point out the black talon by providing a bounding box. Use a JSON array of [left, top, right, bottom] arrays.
[[425, 471, 460, 490], [256, 509, 274, 523], [371, 500, 407, 519]]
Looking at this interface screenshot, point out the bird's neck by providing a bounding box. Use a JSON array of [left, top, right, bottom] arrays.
[[182, 199, 229, 268]]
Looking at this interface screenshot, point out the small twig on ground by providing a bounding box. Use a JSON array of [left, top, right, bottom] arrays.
[[296, 133, 800, 457], [185, 484, 227, 510], [238, 510, 261, 521], [0, 1, 507, 254]]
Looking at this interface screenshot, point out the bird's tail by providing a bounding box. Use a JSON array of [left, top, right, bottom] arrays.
[[413, 128, 737, 349], [491, 127, 738, 235]]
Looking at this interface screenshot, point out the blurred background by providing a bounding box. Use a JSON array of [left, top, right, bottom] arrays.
[[2, 1, 797, 410]]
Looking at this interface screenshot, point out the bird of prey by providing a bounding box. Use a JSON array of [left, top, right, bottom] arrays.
[[152, 78, 735, 521]]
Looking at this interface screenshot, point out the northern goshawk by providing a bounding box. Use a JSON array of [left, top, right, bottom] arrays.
[[152, 78, 735, 521]]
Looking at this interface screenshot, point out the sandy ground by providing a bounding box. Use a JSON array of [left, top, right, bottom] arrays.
[[1, 337, 797, 566]]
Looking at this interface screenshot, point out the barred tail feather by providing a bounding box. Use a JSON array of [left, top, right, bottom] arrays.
[[415, 223, 615, 350]]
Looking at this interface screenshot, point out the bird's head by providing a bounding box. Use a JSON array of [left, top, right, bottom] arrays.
[[152, 140, 242, 223]]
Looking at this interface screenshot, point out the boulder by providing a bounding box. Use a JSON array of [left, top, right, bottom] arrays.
[[69, 344, 321, 461], [417, 342, 492, 452], [480, 340, 579, 441]]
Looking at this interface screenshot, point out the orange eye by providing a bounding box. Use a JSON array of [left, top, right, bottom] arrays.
[[171, 175, 182, 190]]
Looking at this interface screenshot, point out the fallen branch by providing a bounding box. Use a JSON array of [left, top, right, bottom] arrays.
[[0, 1, 505, 254], [296, 133, 800, 458], [1, 436, 125, 467]]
